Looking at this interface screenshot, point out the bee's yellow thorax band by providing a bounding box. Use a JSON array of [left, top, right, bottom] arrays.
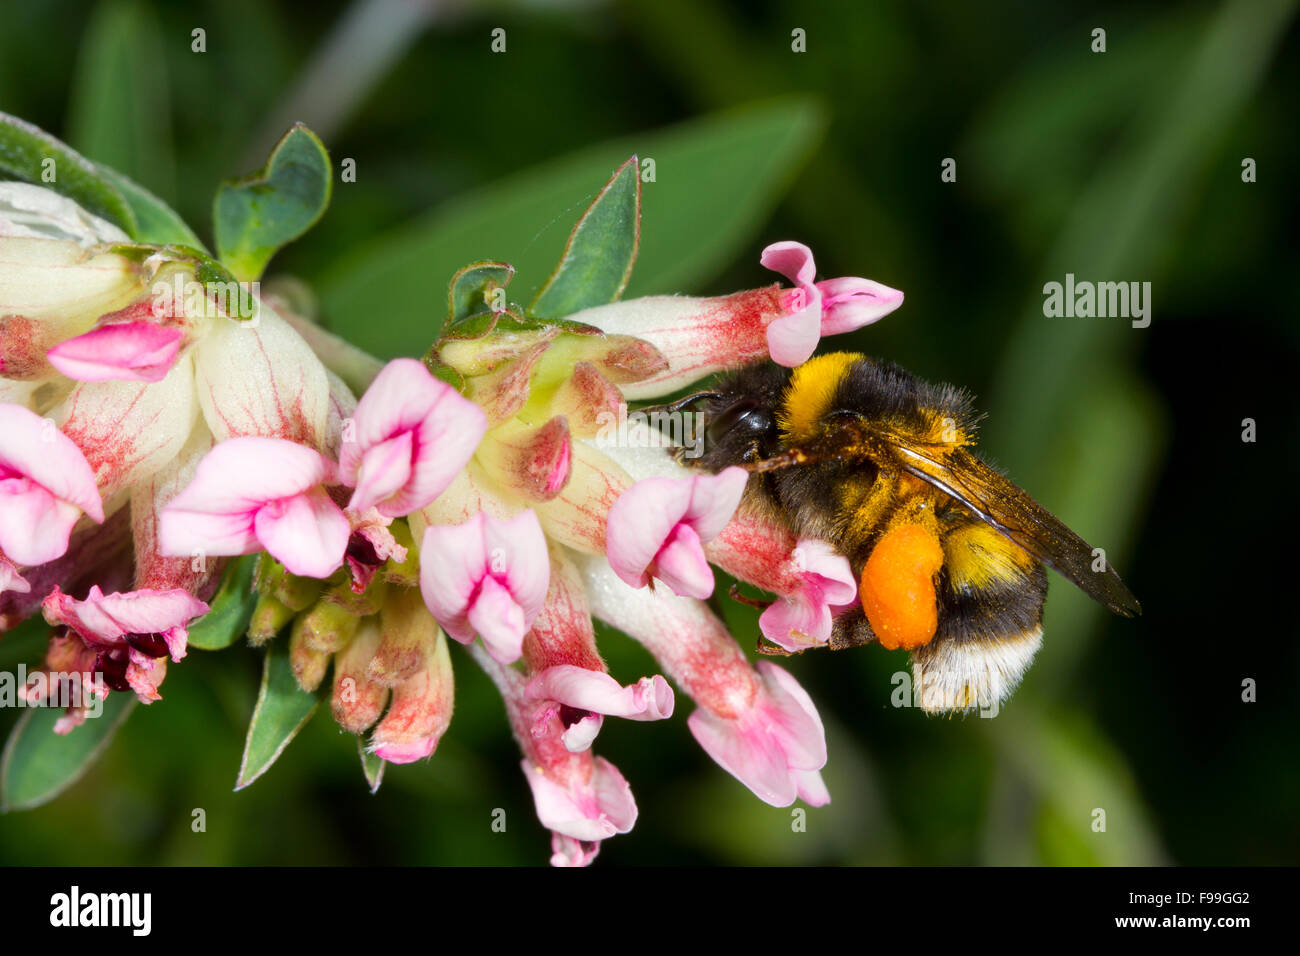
[[778, 352, 860, 441]]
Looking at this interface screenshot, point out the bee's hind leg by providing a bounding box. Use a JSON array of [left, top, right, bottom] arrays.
[[828, 605, 876, 650]]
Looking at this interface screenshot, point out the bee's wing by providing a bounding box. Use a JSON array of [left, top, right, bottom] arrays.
[[869, 429, 1141, 617]]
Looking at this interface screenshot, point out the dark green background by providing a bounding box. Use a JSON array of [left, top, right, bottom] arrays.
[[1, 0, 1296, 865]]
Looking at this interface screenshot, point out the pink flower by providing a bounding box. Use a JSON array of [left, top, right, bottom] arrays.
[[42, 583, 209, 704], [761, 240, 903, 366], [579, 553, 830, 808], [158, 436, 350, 578], [473, 644, 638, 866], [419, 510, 549, 663], [689, 661, 830, 807], [605, 466, 748, 598], [46, 321, 184, 382], [518, 549, 673, 752], [562, 241, 903, 396], [339, 357, 487, 518], [521, 754, 637, 847], [758, 539, 858, 651], [42, 584, 208, 660], [0, 403, 104, 565]]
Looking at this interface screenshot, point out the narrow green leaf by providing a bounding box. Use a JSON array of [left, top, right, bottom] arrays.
[[358, 738, 385, 794], [187, 556, 259, 651], [66, 0, 175, 205], [0, 691, 135, 812], [448, 260, 514, 323], [213, 123, 332, 282], [530, 156, 640, 318], [235, 641, 322, 790], [319, 98, 826, 358], [0, 109, 136, 234]]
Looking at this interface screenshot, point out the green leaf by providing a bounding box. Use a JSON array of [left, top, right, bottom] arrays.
[[358, 738, 385, 795], [213, 123, 332, 282], [0, 109, 136, 234], [448, 260, 515, 323], [187, 556, 259, 651], [66, 0, 175, 208], [530, 156, 640, 318], [235, 641, 322, 790], [0, 691, 135, 812], [319, 97, 826, 358]]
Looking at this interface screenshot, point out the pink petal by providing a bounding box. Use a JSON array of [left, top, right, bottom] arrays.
[[560, 713, 603, 753], [765, 306, 822, 367], [758, 539, 858, 650], [525, 665, 675, 721], [550, 833, 601, 868], [682, 466, 750, 542], [42, 584, 207, 660], [760, 241, 817, 287], [158, 508, 260, 560], [418, 510, 549, 657], [685, 659, 829, 807], [0, 479, 84, 566], [46, 321, 183, 382], [756, 661, 828, 771], [346, 430, 414, 515], [816, 277, 905, 335], [759, 594, 833, 652], [418, 518, 490, 642], [159, 437, 335, 560], [252, 486, 349, 578], [481, 509, 550, 628], [340, 358, 488, 518], [466, 574, 527, 663], [688, 707, 797, 806], [652, 523, 714, 598], [0, 554, 30, 595], [605, 468, 746, 595], [0, 403, 103, 520], [125, 652, 166, 702], [165, 436, 333, 514], [795, 769, 831, 807], [520, 755, 637, 843]]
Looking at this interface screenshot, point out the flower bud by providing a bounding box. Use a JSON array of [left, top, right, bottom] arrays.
[[369, 627, 455, 763], [331, 617, 389, 733], [369, 585, 438, 686]]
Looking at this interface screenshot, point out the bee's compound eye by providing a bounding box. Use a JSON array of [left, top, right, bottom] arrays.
[[707, 398, 772, 445]]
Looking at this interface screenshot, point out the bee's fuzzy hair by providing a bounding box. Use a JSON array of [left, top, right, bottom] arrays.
[[910, 625, 1043, 714]]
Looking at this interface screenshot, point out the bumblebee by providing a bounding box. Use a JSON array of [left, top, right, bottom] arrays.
[[671, 352, 1140, 714]]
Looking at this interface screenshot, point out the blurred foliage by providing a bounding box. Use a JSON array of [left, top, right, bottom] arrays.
[[1, 0, 1297, 866]]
